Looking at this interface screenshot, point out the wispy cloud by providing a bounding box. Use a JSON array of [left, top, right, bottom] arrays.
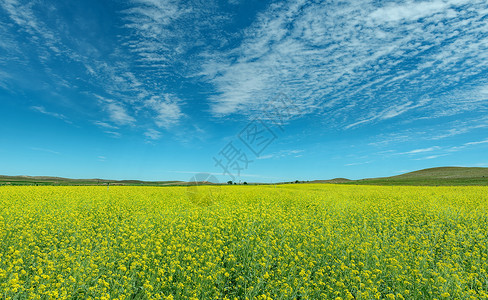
[[30, 147, 60, 155], [345, 161, 372, 166], [121, 0, 229, 71], [380, 137, 488, 160], [106, 103, 135, 126], [3, 0, 488, 147], [31, 106, 64, 119], [414, 154, 448, 160], [368, 0, 456, 23], [144, 129, 162, 140], [345, 100, 431, 129], [0, 0, 63, 59], [369, 115, 488, 147], [30, 106, 72, 124], [256, 149, 304, 160], [1, 0, 187, 136], [93, 121, 119, 130], [96, 96, 135, 126], [145, 95, 183, 129], [466, 163, 488, 167], [398, 146, 441, 155], [446, 138, 488, 152], [104, 131, 122, 138], [464, 139, 488, 146], [200, 0, 488, 129]]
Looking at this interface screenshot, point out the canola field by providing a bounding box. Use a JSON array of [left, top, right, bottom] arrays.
[[0, 184, 487, 299]]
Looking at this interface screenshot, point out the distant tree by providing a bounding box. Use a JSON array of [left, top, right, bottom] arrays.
[[234, 182, 237, 185], [227, 180, 233, 185], [243, 182, 248, 185], [295, 180, 299, 183]]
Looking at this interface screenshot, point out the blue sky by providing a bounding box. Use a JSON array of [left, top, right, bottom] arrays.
[[1, 0, 488, 183]]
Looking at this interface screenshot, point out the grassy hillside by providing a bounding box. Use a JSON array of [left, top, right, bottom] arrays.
[[2, 167, 488, 186], [349, 167, 488, 186], [0, 175, 182, 186], [310, 178, 352, 184]]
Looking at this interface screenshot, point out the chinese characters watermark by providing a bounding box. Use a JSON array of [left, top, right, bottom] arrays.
[[213, 92, 303, 181], [186, 172, 221, 207]]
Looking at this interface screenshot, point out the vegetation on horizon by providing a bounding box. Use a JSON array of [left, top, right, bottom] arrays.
[[2, 167, 488, 187], [349, 167, 488, 186]]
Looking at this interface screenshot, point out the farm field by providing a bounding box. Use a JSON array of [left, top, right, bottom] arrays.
[[1, 185, 487, 299]]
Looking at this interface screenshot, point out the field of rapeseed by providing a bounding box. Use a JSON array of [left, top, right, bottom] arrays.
[[0, 184, 487, 299]]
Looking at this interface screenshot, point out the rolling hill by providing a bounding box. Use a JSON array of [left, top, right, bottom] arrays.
[[347, 167, 488, 186], [1, 167, 487, 186], [0, 175, 182, 186]]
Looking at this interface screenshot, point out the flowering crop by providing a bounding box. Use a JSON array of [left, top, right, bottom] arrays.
[[0, 184, 487, 299]]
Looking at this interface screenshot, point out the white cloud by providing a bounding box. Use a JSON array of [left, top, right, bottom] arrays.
[[464, 139, 488, 146], [200, 0, 488, 129], [121, 0, 229, 71], [144, 129, 162, 140], [399, 146, 441, 155], [31, 106, 63, 118], [1, 0, 186, 137], [96, 96, 135, 126], [480, 86, 488, 97], [106, 102, 135, 126], [0, 0, 63, 58], [345, 100, 431, 129], [31, 106, 72, 124], [84, 63, 185, 131], [345, 161, 372, 166], [427, 118, 488, 140], [93, 121, 119, 130], [368, 0, 461, 24], [30, 147, 60, 155], [104, 131, 121, 138], [3, 0, 488, 142], [414, 154, 448, 160], [256, 149, 304, 160], [145, 95, 183, 129]]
